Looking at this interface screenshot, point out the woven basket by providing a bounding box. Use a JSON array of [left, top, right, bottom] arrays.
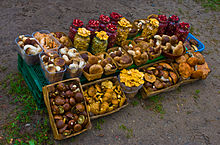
[[79, 51, 103, 81], [96, 52, 118, 76], [121, 40, 137, 51], [133, 19, 148, 31], [138, 60, 181, 99], [82, 76, 129, 120], [42, 78, 91, 140], [107, 47, 133, 70]]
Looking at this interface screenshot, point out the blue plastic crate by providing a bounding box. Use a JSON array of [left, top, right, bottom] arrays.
[[186, 33, 205, 52]]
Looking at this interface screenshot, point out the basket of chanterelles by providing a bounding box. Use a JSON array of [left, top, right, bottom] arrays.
[[118, 69, 145, 99], [82, 76, 128, 119], [139, 60, 181, 99], [42, 78, 91, 140]]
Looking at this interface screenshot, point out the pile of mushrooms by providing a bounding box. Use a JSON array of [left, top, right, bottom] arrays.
[[154, 35, 184, 56], [59, 47, 85, 75], [125, 42, 149, 66], [133, 19, 147, 31], [17, 35, 42, 55], [173, 52, 210, 80], [51, 32, 73, 48], [96, 53, 117, 73], [80, 52, 104, 75], [108, 47, 132, 67], [41, 52, 66, 73], [141, 62, 178, 92], [50, 82, 89, 136], [83, 80, 126, 115], [34, 32, 59, 51]]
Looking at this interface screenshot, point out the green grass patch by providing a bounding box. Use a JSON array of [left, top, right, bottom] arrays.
[[145, 95, 166, 115], [1, 73, 53, 145], [119, 124, 133, 138], [95, 118, 105, 130]]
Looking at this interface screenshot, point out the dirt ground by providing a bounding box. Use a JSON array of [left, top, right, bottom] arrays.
[[0, 0, 220, 145]]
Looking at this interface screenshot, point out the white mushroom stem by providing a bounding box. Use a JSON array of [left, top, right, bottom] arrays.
[[127, 50, 135, 56], [23, 45, 38, 51], [161, 76, 169, 82]]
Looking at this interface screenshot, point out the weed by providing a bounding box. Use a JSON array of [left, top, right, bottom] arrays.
[[119, 124, 133, 138], [95, 119, 105, 130], [187, 111, 192, 114], [131, 100, 139, 107], [145, 95, 165, 115], [178, 8, 184, 15], [195, 89, 200, 94], [190, 25, 195, 33], [0, 65, 7, 72], [1, 73, 53, 145]]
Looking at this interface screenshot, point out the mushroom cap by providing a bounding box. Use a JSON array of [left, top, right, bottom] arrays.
[[158, 63, 173, 71], [178, 62, 192, 79], [169, 71, 178, 84], [144, 73, 156, 83], [191, 70, 203, 79], [187, 57, 199, 66], [54, 57, 65, 67], [193, 52, 205, 65], [197, 62, 210, 79]]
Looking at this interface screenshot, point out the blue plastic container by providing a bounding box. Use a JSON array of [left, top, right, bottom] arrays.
[[186, 33, 205, 52]]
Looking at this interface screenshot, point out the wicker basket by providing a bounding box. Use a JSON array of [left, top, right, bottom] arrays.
[[42, 78, 91, 140], [79, 51, 104, 81], [138, 60, 181, 99], [96, 52, 118, 76], [107, 47, 133, 70], [121, 40, 137, 51], [82, 76, 129, 120], [128, 24, 139, 38], [133, 19, 148, 31]]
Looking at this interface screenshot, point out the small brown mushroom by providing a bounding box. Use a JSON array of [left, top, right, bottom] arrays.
[[66, 90, 74, 98], [54, 57, 65, 67], [55, 96, 65, 106], [76, 103, 85, 113], [70, 97, 76, 106], [75, 92, 84, 103], [58, 124, 68, 134], [56, 120, 65, 129], [63, 103, 71, 111], [74, 124, 82, 132]]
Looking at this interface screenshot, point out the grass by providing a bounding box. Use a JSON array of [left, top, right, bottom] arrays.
[[193, 89, 200, 100], [0, 73, 53, 145], [119, 124, 133, 138], [95, 119, 105, 130], [131, 100, 139, 107], [195, 0, 220, 11], [145, 95, 166, 115]]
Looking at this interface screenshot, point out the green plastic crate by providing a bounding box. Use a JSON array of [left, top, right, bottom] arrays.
[[18, 54, 47, 109]]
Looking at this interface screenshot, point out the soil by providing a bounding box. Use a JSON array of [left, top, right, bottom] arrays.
[[0, 0, 220, 145]]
